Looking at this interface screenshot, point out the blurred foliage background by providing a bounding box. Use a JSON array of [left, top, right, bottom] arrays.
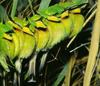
[[0, 0, 100, 86]]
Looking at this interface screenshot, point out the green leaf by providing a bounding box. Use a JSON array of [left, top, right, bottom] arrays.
[[53, 65, 67, 86], [0, 5, 8, 22], [38, 0, 51, 12], [11, 0, 18, 18], [17, 0, 28, 12]]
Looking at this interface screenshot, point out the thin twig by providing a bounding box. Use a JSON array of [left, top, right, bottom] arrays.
[[85, 3, 97, 18], [70, 42, 90, 53], [82, 9, 97, 28]]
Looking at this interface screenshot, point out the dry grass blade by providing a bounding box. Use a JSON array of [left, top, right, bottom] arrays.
[[85, 2, 97, 18], [63, 55, 76, 86], [38, 0, 51, 12], [83, 0, 100, 86], [96, 51, 100, 80], [72, 76, 83, 86]]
